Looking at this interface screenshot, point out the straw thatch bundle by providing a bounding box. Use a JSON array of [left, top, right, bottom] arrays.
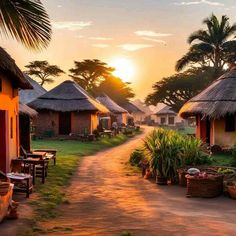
[[28, 80, 109, 113], [179, 69, 236, 119], [20, 74, 46, 104], [19, 103, 38, 118], [0, 48, 31, 89], [96, 94, 128, 114]]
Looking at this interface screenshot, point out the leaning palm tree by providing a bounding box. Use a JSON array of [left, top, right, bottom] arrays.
[[176, 14, 236, 72], [0, 0, 51, 50]]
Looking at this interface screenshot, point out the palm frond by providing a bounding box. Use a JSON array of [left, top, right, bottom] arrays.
[[0, 0, 51, 50]]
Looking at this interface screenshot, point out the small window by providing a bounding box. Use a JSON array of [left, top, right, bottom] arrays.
[[160, 117, 166, 125], [168, 116, 175, 125], [10, 117, 13, 139], [225, 114, 235, 132]]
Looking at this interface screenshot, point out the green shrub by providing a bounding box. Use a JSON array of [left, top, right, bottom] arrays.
[[129, 149, 144, 166]]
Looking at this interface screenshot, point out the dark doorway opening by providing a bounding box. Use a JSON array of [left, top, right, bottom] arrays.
[[59, 112, 71, 135], [206, 118, 211, 144], [0, 110, 7, 172]]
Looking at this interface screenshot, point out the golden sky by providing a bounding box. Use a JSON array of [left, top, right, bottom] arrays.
[[1, 0, 236, 100]]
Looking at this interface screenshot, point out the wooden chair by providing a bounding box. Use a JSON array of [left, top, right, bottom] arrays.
[[9, 160, 33, 198]]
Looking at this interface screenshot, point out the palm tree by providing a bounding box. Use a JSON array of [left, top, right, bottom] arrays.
[[0, 0, 51, 50], [176, 14, 236, 72]]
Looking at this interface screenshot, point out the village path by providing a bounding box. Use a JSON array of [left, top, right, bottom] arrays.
[[42, 126, 236, 236]]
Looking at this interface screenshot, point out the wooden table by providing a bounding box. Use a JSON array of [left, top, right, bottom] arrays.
[[33, 149, 57, 165], [7, 173, 32, 198]]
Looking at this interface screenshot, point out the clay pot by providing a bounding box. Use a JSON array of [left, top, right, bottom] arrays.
[[227, 185, 236, 199], [156, 175, 168, 185]]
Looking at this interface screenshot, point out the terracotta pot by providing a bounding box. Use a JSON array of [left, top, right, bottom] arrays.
[[156, 175, 168, 185], [227, 185, 236, 199]]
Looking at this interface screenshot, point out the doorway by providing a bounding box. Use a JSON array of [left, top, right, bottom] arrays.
[[59, 112, 71, 135], [206, 118, 211, 144], [0, 110, 7, 172]]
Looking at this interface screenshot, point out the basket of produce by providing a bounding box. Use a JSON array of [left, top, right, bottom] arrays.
[[186, 172, 223, 198]]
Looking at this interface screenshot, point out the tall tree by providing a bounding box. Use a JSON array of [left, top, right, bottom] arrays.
[[25, 61, 64, 86], [176, 14, 236, 72], [145, 67, 218, 112], [0, 0, 51, 50], [69, 59, 114, 92], [95, 75, 135, 104]]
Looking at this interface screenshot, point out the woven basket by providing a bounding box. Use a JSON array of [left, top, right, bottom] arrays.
[[177, 169, 188, 187], [186, 174, 223, 198], [0, 182, 10, 196]]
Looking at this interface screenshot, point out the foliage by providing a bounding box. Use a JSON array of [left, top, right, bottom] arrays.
[[129, 148, 145, 166], [143, 129, 211, 179], [176, 14, 236, 72], [94, 75, 135, 104], [25, 60, 64, 86], [0, 0, 51, 50], [145, 67, 216, 112], [69, 59, 114, 92], [217, 168, 235, 175], [231, 142, 236, 167]]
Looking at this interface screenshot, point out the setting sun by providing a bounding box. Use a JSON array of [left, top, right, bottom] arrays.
[[110, 58, 135, 82]]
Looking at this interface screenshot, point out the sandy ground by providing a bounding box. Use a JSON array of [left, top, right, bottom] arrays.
[[39, 126, 236, 236]]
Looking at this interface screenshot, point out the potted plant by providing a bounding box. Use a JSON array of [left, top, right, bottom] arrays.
[[144, 129, 182, 185]]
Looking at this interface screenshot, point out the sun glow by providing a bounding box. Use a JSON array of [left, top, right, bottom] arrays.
[[110, 58, 135, 82]]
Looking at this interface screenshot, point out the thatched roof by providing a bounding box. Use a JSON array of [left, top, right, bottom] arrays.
[[179, 69, 236, 119], [28, 80, 109, 113], [155, 105, 176, 116], [19, 74, 47, 104], [96, 94, 128, 114], [120, 102, 144, 114], [0, 48, 32, 89], [19, 103, 38, 118]]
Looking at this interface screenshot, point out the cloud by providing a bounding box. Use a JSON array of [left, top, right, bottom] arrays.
[[174, 0, 224, 6], [118, 44, 153, 51], [75, 35, 84, 39], [89, 37, 113, 41], [142, 37, 167, 45], [57, 5, 62, 8], [135, 31, 172, 37], [52, 21, 92, 31], [92, 44, 111, 48]]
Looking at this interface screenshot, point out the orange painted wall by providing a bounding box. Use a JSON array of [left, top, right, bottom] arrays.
[[0, 74, 19, 172]]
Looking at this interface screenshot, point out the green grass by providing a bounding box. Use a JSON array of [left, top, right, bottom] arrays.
[[211, 153, 235, 166]]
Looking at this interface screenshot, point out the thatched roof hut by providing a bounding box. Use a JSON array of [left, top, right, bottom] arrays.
[[29, 80, 109, 113], [120, 101, 144, 114], [179, 69, 236, 119], [20, 75, 46, 104], [156, 105, 176, 116], [0, 48, 32, 89], [96, 94, 128, 114], [179, 68, 236, 147]]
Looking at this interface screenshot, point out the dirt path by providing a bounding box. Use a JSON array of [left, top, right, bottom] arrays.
[[42, 126, 236, 236]]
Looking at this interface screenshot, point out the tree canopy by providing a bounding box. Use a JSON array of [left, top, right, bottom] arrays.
[[176, 14, 236, 72], [69, 59, 114, 92], [25, 60, 64, 86], [145, 67, 218, 112], [0, 0, 51, 50], [95, 75, 135, 104]]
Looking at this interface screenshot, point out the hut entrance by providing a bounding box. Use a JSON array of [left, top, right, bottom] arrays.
[[206, 118, 211, 144], [200, 117, 211, 144], [59, 112, 71, 135], [0, 110, 7, 172]]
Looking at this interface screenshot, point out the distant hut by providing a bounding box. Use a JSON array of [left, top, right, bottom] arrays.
[[19, 74, 46, 104], [28, 80, 109, 137], [0, 47, 32, 172], [179, 68, 236, 147], [120, 101, 145, 124], [96, 94, 128, 126], [19, 103, 38, 151], [154, 105, 183, 126]]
